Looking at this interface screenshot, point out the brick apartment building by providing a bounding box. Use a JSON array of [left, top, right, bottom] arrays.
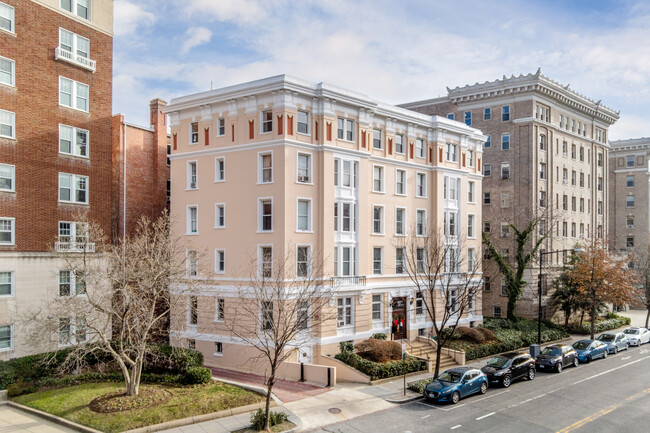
[[402, 70, 618, 319], [0, 0, 113, 359]]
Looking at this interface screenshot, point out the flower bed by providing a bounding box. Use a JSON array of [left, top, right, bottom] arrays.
[[334, 341, 427, 380]]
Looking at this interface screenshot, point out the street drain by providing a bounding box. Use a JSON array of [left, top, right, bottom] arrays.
[[328, 408, 342, 414]]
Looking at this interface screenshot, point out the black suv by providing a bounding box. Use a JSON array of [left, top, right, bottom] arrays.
[[480, 352, 535, 388], [535, 344, 578, 373]]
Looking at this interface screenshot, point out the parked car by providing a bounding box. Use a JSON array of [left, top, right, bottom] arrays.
[[623, 327, 650, 346], [480, 352, 536, 387], [597, 332, 629, 354], [572, 340, 608, 363], [535, 344, 578, 372], [424, 367, 488, 404]]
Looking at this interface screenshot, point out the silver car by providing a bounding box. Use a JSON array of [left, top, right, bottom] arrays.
[[597, 332, 629, 354], [623, 327, 650, 346]]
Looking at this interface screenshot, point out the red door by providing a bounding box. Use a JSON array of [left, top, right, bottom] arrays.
[[391, 297, 407, 340]]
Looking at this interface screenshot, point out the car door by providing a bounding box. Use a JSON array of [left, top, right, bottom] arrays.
[[561, 347, 569, 366], [459, 372, 473, 397], [511, 357, 524, 379], [469, 372, 481, 394], [616, 335, 623, 350]]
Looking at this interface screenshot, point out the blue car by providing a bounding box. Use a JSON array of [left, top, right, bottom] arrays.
[[424, 367, 488, 404], [597, 332, 629, 354], [572, 340, 608, 363]]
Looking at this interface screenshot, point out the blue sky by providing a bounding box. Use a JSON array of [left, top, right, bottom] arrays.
[[113, 0, 650, 140]]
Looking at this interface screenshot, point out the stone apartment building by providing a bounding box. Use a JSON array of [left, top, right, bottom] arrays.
[[402, 70, 618, 319], [164, 75, 485, 374], [0, 0, 114, 359]]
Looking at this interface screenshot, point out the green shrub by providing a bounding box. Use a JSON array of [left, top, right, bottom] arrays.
[[335, 350, 426, 380], [250, 409, 288, 430], [371, 333, 387, 340], [407, 377, 435, 394], [145, 345, 204, 374], [339, 341, 354, 353], [566, 314, 631, 335], [354, 339, 401, 363], [182, 367, 212, 385]]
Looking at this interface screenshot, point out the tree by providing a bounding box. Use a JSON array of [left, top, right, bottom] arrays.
[[551, 251, 588, 326], [483, 215, 549, 320], [224, 249, 334, 432], [630, 247, 650, 328], [568, 239, 639, 339], [397, 229, 482, 379], [25, 211, 195, 396]]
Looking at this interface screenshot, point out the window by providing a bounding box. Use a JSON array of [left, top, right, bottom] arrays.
[[190, 122, 198, 143], [627, 155, 634, 167], [187, 206, 198, 234], [217, 117, 225, 136], [501, 163, 510, 180], [484, 276, 491, 291], [296, 300, 309, 330], [0, 271, 13, 296], [446, 143, 457, 161], [468, 181, 475, 202], [373, 128, 382, 149], [579, 146, 584, 161], [562, 222, 568, 237], [216, 298, 225, 321], [59, 125, 88, 157], [59, 77, 88, 111], [501, 134, 510, 150], [337, 118, 355, 141], [61, 0, 89, 19], [483, 192, 491, 204], [539, 163, 546, 179], [444, 212, 457, 236], [571, 223, 576, 238], [501, 223, 511, 238], [0, 56, 14, 86], [372, 294, 383, 321], [261, 110, 272, 133], [0, 2, 14, 32], [297, 246, 310, 277], [483, 163, 491, 176], [334, 202, 355, 233], [167, 179, 170, 202], [395, 169, 406, 195], [467, 214, 475, 238], [579, 223, 585, 239], [467, 150, 475, 167], [563, 168, 568, 184], [493, 306, 502, 318], [395, 248, 405, 274], [464, 111, 472, 126], [185, 296, 198, 325], [373, 165, 384, 192], [260, 246, 273, 278], [58, 173, 88, 204], [580, 172, 584, 187], [215, 342, 223, 355], [187, 250, 198, 277], [395, 134, 404, 154], [484, 108, 491, 120], [416, 248, 425, 273], [297, 110, 309, 134], [416, 209, 426, 236], [580, 198, 584, 213], [598, 200, 603, 215], [571, 171, 577, 186], [297, 199, 311, 231], [259, 199, 273, 231], [483, 221, 491, 233], [502, 105, 510, 121], [215, 157, 225, 182], [539, 191, 547, 207], [335, 246, 355, 276], [562, 195, 568, 210], [297, 153, 311, 183], [539, 134, 546, 150], [337, 297, 352, 327], [58, 270, 85, 296], [468, 248, 476, 272], [215, 249, 225, 273], [0, 109, 15, 139], [0, 163, 14, 192], [59, 28, 90, 61], [485, 135, 491, 148], [186, 161, 198, 189], [335, 159, 358, 188], [627, 216, 634, 229], [167, 143, 171, 166], [57, 221, 88, 250], [259, 153, 272, 183], [597, 153, 603, 167], [416, 173, 426, 197], [447, 113, 454, 120], [416, 292, 424, 317], [627, 196, 635, 208], [58, 318, 71, 345], [395, 207, 405, 235], [501, 193, 510, 208], [416, 138, 425, 158], [372, 206, 383, 234], [627, 175, 635, 187], [0, 325, 11, 350], [373, 247, 382, 275]]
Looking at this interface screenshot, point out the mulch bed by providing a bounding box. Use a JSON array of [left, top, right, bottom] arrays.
[[89, 386, 172, 413]]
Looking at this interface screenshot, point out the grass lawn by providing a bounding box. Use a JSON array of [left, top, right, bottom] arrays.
[[12, 381, 263, 433]]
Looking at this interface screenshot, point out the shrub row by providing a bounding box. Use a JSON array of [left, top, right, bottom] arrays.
[[565, 314, 631, 335], [334, 350, 426, 380], [407, 377, 435, 394]]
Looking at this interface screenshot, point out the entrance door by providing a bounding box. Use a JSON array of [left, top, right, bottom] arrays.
[[391, 297, 407, 340], [297, 345, 313, 364]]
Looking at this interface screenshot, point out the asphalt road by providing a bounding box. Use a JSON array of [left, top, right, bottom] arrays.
[[307, 343, 650, 433]]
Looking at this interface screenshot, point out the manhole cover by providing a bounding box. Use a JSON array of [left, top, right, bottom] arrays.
[[328, 408, 342, 414]]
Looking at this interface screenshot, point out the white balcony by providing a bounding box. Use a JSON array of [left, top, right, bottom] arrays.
[[54, 47, 96, 72], [55, 241, 95, 253]]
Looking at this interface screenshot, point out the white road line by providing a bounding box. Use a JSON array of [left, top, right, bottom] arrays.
[[476, 412, 495, 420], [420, 415, 431, 419], [474, 389, 510, 402], [415, 401, 466, 411], [450, 425, 462, 430], [572, 355, 650, 385], [622, 356, 631, 360]]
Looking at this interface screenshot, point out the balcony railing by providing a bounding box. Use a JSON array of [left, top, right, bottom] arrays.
[[54, 47, 96, 72], [330, 276, 366, 287], [55, 241, 95, 253]]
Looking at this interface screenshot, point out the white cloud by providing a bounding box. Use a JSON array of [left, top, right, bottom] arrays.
[[184, 0, 267, 24], [114, 0, 155, 36], [181, 27, 213, 54]]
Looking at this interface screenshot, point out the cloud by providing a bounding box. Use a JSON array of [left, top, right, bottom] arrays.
[[181, 27, 213, 54], [184, 0, 267, 24], [113, 0, 155, 36]]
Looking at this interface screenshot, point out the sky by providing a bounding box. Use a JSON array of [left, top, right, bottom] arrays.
[[112, 0, 650, 141]]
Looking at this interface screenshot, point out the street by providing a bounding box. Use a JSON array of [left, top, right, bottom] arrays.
[[307, 343, 650, 432]]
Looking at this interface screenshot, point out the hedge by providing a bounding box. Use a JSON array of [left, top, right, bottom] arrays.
[[334, 350, 426, 380], [407, 377, 435, 394], [565, 314, 631, 335]]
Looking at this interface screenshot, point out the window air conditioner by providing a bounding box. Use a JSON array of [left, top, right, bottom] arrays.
[[337, 320, 345, 327], [298, 175, 309, 182], [190, 182, 197, 189]]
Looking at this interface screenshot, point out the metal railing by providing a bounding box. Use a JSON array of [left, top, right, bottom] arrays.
[[55, 241, 95, 253], [330, 276, 366, 287], [54, 47, 96, 72]]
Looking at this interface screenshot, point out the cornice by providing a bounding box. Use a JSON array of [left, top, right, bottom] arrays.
[[609, 138, 650, 152]]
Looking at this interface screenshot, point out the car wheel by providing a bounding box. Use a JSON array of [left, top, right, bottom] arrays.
[[603, 350, 608, 359], [573, 357, 579, 368], [556, 362, 563, 373], [527, 368, 535, 381], [614, 346, 618, 354], [625, 344, 629, 351], [587, 355, 592, 363], [502, 375, 512, 388], [480, 382, 488, 394], [451, 391, 460, 404]]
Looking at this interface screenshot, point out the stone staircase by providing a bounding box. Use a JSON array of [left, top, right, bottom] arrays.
[[406, 340, 458, 370]]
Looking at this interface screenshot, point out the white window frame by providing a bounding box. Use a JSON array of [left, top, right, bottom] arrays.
[[186, 205, 198, 235], [258, 245, 273, 278], [372, 247, 383, 275], [189, 122, 199, 144], [483, 163, 491, 176], [61, 0, 90, 19], [58, 269, 85, 297], [0, 270, 14, 297], [296, 152, 312, 184], [258, 151, 273, 184], [467, 214, 476, 239], [187, 161, 198, 190], [258, 197, 273, 232], [372, 205, 384, 235], [416, 138, 425, 158], [337, 297, 353, 328], [501, 163, 510, 180], [217, 117, 225, 136], [187, 250, 199, 277], [215, 298, 225, 322], [215, 249, 225, 274], [467, 149, 475, 167], [445, 142, 457, 162], [501, 133, 510, 150], [0, 324, 12, 351], [464, 111, 472, 126], [372, 164, 385, 193], [214, 156, 225, 182], [0, 109, 15, 139], [59, 76, 89, 112], [395, 207, 406, 236], [416, 172, 426, 198], [59, 124, 89, 158], [395, 134, 405, 154], [395, 169, 406, 196], [416, 209, 427, 236], [372, 128, 382, 149], [0, 163, 14, 192], [484, 108, 491, 120], [58, 173, 88, 204], [468, 248, 476, 272], [58, 28, 90, 59], [214, 203, 225, 228], [0, 2, 15, 33], [0, 55, 15, 87], [296, 198, 312, 232], [371, 294, 383, 326], [502, 105, 510, 121], [468, 181, 475, 203], [58, 317, 87, 347], [297, 110, 310, 135], [337, 117, 355, 142], [260, 110, 273, 134], [296, 244, 312, 278]]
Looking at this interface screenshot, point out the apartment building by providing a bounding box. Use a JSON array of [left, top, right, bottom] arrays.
[[0, 0, 113, 359], [165, 75, 485, 373], [402, 70, 618, 319], [609, 138, 650, 254]]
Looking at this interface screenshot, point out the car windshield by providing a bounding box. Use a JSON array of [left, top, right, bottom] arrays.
[[624, 329, 639, 335], [573, 341, 591, 350], [486, 356, 510, 368], [598, 334, 615, 342], [541, 347, 561, 356], [438, 371, 462, 383]]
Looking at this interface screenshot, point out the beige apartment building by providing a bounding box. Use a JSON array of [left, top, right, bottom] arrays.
[[402, 70, 618, 319], [165, 76, 485, 373], [609, 138, 650, 254]]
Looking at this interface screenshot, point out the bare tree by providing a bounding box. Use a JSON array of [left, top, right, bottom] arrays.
[[396, 228, 482, 379], [24, 211, 197, 396], [223, 248, 334, 431]]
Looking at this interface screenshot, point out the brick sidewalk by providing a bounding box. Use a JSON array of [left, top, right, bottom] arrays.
[[209, 367, 330, 403]]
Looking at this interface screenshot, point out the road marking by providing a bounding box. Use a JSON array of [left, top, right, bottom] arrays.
[[450, 425, 462, 430], [416, 401, 465, 411], [571, 355, 650, 385], [476, 412, 495, 420], [621, 356, 631, 360], [640, 349, 648, 354], [420, 415, 431, 419], [474, 389, 510, 402]]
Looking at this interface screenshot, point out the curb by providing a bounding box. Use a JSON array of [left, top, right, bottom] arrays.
[[370, 370, 431, 386], [211, 376, 284, 406], [384, 394, 423, 404], [1, 400, 102, 433]]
